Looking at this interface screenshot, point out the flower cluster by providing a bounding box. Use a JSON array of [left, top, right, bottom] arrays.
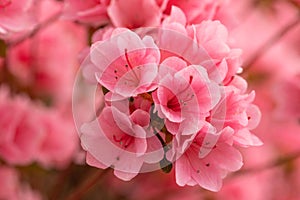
[[80, 6, 262, 191], [0, 86, 77, 168], [62, 0, 229, 29], [6, 0, 300, 198]]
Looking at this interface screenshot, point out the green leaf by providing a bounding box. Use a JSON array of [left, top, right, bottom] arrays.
[[102, 86, 109, 95], [160, 157, 173, 173]]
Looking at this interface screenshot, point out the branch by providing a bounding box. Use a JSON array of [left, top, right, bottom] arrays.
[[8, 10, 62, 47], [231, 150, 300, 177], [65, 169, 108, 200], [242, 13, 300, 74]]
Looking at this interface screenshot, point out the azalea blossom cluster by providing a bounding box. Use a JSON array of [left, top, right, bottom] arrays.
[[0, 0, 84, 169], [62, 0, 227, 28], [79, 6, 262, 191], [0, 86, 77, 167], [1, 0, 299, 199], [0, 0, 84, 199]]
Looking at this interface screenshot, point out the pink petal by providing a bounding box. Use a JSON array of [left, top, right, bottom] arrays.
[[107, 0, 162, 28], [159, 56, 187, 77], [80, 119, 121, 168], [130, 109, 150, 127], [191, 162, 223, 192], [143, 135, 164, 163], [175, 154, 192, 186], [208, 143, 243, 172], [246, 104, 261, 130], [234, 129, 263, 147], [163, 6, 187, 26], [114, 170, 139, 181], [188, 149, 223, 191], [86, 152, 108, 169]]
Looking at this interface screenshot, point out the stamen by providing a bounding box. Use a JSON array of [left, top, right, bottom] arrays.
[[189, 75, 193, 84], [124, 49, 134, 70], [113, 135, 123, 143], [113, 135, 133, 148], [140, 93, 153, 103], [166, 75, 196, 110], [224, 76, 235, 86], [124, 48, 139, 80], [124, 137, 133, 148]]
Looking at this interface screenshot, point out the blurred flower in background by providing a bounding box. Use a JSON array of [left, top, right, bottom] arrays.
[[0, 0, 299, 199]]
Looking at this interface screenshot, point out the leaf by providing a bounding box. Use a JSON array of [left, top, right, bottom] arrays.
[[160, 157, 173, 173]]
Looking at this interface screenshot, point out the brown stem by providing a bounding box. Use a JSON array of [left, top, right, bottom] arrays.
[[242, 13, 300, 74], [65, 169, 108, 200], [49, 166, 73, 200], [7, 10, 62, 47]]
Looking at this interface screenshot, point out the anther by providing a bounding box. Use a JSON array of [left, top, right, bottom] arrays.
[[189, 75, 193, 84], [124, 48, 139, 80], [124, 49, 134, 70]]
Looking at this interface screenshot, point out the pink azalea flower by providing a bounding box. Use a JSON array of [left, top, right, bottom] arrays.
[[153, 58, 220, 135], [174, 126, 243, 192], [7, 0, 87, 106], [210, 86, 263, 147], [36, 110, 78, 169], [0, 86, 78, 168], [0, 0, 37, 40], [107, 0, 163, 28], [0, 87, 45, 165], [161, 6, 242, 84], [164, 0, 223, 24], [63, 0, 110, 26], [86, 29, 160, 98], [81, 106, 164, 180], [187, 20, 242, 83]]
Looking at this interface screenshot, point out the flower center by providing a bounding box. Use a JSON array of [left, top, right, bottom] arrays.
[[113, 134, 133, 149], [167, 75, 195, 111]]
